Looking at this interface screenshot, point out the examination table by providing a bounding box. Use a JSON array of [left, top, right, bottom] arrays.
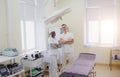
[[59, 53, 96, 77]]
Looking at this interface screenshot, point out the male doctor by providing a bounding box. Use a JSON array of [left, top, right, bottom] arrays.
[[59, 24, 74, 70], [48, 31, 59, 77]]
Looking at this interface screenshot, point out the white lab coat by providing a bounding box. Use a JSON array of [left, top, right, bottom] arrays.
[[48, 36, 58, 55], [57, 48, 63, 64], [48, 36, 58, 77], [60, 32, 74, 69]]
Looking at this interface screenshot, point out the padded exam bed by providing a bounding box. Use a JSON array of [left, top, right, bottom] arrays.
[[59, 53, 96, 77]]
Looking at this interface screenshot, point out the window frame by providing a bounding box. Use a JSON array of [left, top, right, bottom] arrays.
[[84, 0, 118, 47]]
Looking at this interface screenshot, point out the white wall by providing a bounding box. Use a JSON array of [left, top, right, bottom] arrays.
[[44, 0, 120, 64], [7, 0, 22, 51], [35, 1, 47, 50], [0, 0, 8, 51], [118, 0, 120, 45], [0, 0, 22, 51]]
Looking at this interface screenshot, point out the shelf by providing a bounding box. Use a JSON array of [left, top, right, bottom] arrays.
[[22, 58, 43, 67], [25, 69, 44, 77], [8, 69, 24, 77], [0, 54, 22, 63], [0, 56, 16, 63], [112, 57, 120, 60], [112, 47, 120, 51], [0, 55, 25, 77]]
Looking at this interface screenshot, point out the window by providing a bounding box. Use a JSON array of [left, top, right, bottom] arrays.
[[20, 0, 36, 50], [20, 0, 47, 50], [85, 0, 117, 46], [21, 21, 36, 50]]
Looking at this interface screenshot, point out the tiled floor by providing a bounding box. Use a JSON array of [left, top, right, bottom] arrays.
[[44, 64, 120, 77], [95, 64, 120, 77]]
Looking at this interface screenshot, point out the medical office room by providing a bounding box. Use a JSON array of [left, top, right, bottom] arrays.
[[0, 0, 120, 77]]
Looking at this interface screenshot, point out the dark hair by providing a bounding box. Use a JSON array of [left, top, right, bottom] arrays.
[[50, 31, 56, 38], [61, 24, 67, 26], [50, 31, 55, 35]]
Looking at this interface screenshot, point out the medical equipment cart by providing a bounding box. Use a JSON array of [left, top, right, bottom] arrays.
[[0, 55, 25, 77], [22, 57, 44, 77]]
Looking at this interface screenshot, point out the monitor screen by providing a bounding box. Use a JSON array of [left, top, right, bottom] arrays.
[[0, 68, 7, 73]]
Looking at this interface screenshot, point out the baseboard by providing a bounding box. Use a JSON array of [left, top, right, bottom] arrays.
[[96, 63, 108, 66], [96, 63, 120, 66]]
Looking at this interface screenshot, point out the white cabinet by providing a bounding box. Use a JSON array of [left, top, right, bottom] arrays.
[[109, 47, 120, 70], [22, 58, 43, 67], [22, 58, 44, 77], [0, 55, 25, 77]]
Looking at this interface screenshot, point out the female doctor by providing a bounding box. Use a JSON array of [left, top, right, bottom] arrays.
[[48, 31, 59, 77]]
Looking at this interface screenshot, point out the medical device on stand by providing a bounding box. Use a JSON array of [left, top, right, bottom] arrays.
[[23, 50, 43, 61], [22, 50, 44, 77], [2, 48, 19, 57], [0, 64, 9, 77]]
